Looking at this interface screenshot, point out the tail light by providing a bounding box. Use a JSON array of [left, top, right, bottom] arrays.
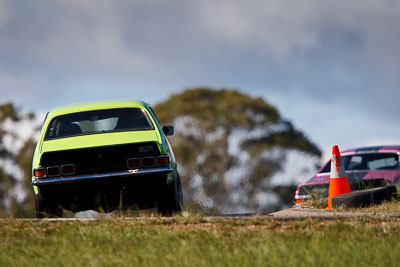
[[47, 166, 61, 177], [142, 157, 156, 167], [157, 155, 170, 166], [34, 168, 46, 178], [61, 164, 75, 175], [127, 158, 141, 169]]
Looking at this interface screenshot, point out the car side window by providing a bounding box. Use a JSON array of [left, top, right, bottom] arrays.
[[368, 156, 399, 170]]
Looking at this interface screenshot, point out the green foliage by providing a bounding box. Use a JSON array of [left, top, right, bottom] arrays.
[[155, 88, 321, 213], [0, 138, 37, 217], [13, 139, 37, 217], [0, 103, 19, 122], [0, 169, 15, 214], [242, 120, 321, 158], [0, 103, 37, 217], [0, 103, 19, 159], [155, 88, 279, 131]]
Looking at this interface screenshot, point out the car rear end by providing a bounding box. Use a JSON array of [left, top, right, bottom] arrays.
[[32, 102, 176, 214], [34, 141, 173, 211]]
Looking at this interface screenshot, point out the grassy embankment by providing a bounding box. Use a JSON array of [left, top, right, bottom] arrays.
[[302, 184, 400, 211], [1, 213, 400, 266], [303, 197, 400, 213]]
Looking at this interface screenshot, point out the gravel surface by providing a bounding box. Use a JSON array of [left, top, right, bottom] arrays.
[[268, 206, 400, 219]]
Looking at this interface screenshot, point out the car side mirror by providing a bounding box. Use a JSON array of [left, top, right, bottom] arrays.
[[162, 125, 174, 136]]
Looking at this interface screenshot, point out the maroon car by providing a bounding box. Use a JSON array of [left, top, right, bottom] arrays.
[[295, 146, 400, 203]]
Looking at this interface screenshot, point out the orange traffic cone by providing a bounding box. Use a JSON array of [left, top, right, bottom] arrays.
[[327, 145, 351, 209]]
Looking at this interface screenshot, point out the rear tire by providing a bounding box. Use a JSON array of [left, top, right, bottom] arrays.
[[158, 175, 183, 216], [35, 190, 62, 218]]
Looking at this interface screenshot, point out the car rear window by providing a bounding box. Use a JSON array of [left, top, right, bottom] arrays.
[[45, 108, 154, 140], [319, 153, 399, 173]]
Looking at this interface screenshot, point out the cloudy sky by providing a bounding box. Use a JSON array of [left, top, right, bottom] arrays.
[[1, 0, 400, 160]]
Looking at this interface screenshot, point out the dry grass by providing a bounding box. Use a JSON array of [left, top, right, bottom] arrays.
[[2, 214, 400, 266], [301, 185, 400, 213], [332, 199, 400, 213]]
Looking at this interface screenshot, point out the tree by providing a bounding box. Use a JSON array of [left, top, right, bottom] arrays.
[[0, 103, 39, 217], [155, 88, 321, 214], [14, 138, 37, 217]]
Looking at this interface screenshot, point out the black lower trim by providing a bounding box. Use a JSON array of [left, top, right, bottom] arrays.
[[36, 173, 170, 213]]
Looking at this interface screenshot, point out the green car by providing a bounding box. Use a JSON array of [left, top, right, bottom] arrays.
[[32, 100, 183, 217]]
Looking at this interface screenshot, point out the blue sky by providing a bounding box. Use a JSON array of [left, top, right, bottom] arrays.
[[1, 0, 400, 160]]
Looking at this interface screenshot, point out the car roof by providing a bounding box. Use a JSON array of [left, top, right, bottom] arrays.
[[341, 145, 400, 155], [47, 100, 150, 118]]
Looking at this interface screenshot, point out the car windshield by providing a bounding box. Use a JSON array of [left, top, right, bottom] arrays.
[[45, 108, 153, 140], [319, 153, 399, 173]]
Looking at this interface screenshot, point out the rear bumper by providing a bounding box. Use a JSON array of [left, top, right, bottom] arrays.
[[295, 195, 310, 200], [32, 166, 173, 186]]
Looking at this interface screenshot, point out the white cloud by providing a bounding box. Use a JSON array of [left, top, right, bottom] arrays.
[[0, 0, 399, 150], [196, 0, 400, 67], [30, 1, 146, 74], [196, 0, 321, 57], [0, 0, 12, 29], [2, 0, 400, 88]]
